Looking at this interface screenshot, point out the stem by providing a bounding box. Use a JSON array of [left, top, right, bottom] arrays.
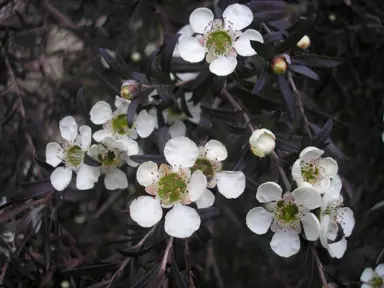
[[261, 22, 272, 34], [133, 224, 158, 250], [160, 237, 173, 272], [311, 245, 328, 288]]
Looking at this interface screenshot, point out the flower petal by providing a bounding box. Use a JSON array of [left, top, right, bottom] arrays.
[[186, 98, 201, 124], [130, 196, 163, 228], [223, 4, 253, 31], [114, 96, 130, 111], [189, 7, 214, 34], [59, 116, 78, 142], [204, 140, 228, 161], [327, 237, 347, 259], [135, 110, 155, 138], [164, 136, 198, 168], [215, 171, 246, 199], [164, 204, 201, 238], [292, 186, 322, 209], [105, 168, 128, 190], [187, 170, 207, 202], [46, 142, 63, 167], [256, 182, 282, 203], [209, 56, 237, 76], [270, 230, 300, 258], [233, 29, 263, 56], [178, 36, 206, 63], [136, 161, 159, 187], [76, 164, 100, 190], [50, 167, 72, 191], [169, 120, 187, 138], [79, 125, 92, 150], [299, 146, 324, 162], [90, 101, 112, 125], [375, 264, 384, 277], [246, 207, 273, 235], [195, 189, 215, 209], [319, 214, 331, 248], [319, 157, 338, 177], [291, 159, 304, 186], [93, 129, 113, 142], [301, 213, 320, 241], [337, 207, 355, 237], [104, 136, 139, 155], [360, 267, 375, 283]]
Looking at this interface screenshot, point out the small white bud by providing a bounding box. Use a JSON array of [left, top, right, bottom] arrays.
[[130, 51, 142, 62], [249, 129, 276, 157], [297, 35, 311, 50]]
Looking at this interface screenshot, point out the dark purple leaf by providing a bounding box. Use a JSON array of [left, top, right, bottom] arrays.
[[131, 264, 161, 288], [190, 68, 213, 104], [276, 138, 300, 153], [247, 1, 289, 13], [171, 261, 188, 288], [61, 263, 120, 277], [99, 48, 129, 79], [178, 89, 192, 118], [93, 70, 120, 96], [11, 179, 53, 201], [311, 119, 333, 148], [222, 121, 247, 134], [145, 48, 160, 84], [252, 63, 269, 95], [130, 72, 150, 84], [249, 41, 273, 61], [197, 207, 220, 220], [127, 97, 140, 128], [263, 31, 284, 43], [289, 64, 319, 80], [34, 153, 54, 172], [83, 153, 101, 167], [253, 10, 290, 23], [277, 75, 295, 120], [130, 154, 166, 164], [114, 240, 165, 257], [60, 188, 95, 202], [291, 54, 343, 68], [200, 105, 242, 120], [171, 58, 206, 73], [161, 33, 180, 75]]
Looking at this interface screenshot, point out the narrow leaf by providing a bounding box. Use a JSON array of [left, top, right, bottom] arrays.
[[277, 75, 295, 120], [129, 154, 166, 164], [93, 70, 120, 96], [200, 105, 241, 120], [289, 64, 319, 80], [252, 63, 269, 95], [250, 41, 273, 61], [292, 54, 343, 68], [83, 153, 101, 167], [99, 48, 128, 79], [161, 33, 180, 75], [311, 119, 333, 148], [127, 97, 140, 128]]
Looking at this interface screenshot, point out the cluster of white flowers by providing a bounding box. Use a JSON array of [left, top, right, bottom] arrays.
[[360, 264, 384, 288], [130, 136, 246, 238], [246, 143, 355, 258], [45, 88, 156, 191]]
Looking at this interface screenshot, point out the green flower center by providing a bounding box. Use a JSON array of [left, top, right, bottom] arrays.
[[205, 30, 232, 56], [191, 158, 214, 177], [111, 114, 131, 135], [300, 161, 320, 184], [371, 276, 384, 288], [65, 145, 84, 168], [157, 173, 187, 204], [98, 150, 119, 167], [275, 200, 300, 224]]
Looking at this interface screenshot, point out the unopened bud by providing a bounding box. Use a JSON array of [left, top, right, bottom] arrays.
[[297, 35, 311, 49], [271, 57, 287, 75], [249, 129, 276, 157], [120, 80, 139, 100]]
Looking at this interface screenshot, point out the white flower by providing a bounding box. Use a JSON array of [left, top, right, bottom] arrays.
[[193, 140, 245, 199], [249, 129, 276, 157], [178, 4, 263, 76], [246, 182, 321, 257], [45, 116, 100, 191], [319, 176, 355, 259], [88, 142, 130, 190], [90, 100, 155, 147], [148, 91, 201, 138], [292, 146, 338, 194], [360, 264, 384, 288], [130, 137, 210, 238]]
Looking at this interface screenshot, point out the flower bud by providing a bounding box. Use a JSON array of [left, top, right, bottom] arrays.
[[271, 57, 287, 75], [297, 35, 311, 49], [249, 129, 276, 157], [120, 80, 139, 100]]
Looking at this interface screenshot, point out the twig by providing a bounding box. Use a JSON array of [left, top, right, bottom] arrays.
[[261, 22, 272, 34], [92, 189, 123, 219], [133, 224, 158, 249], [160, 237, 173, 272], [43, 0, 78, 29], [311, 245, 328, 288]]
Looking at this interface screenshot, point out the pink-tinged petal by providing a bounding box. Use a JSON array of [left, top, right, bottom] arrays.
[[145, 184, 158, 195]]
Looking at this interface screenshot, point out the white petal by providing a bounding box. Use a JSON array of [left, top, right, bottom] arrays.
[[195, 189, 215, 209], [46, 142, 63, 167], [327, 238, 347, 259], [104, 168, 128, 190], [164, 136, 198, 168], [178, 36, 206, 63], [178, 24, 194, 37], [93, 129, 113, 142], [256, 182, 282, 203], [223, 4, 253, 31], [148, 108, 159, 129], [320, 157, 338, 177], [169, 120, 187, 138], [361, 284, 372, 288], [189, 7, 214, 34], [136, 161, 159, 187], [135, 110, 155, 138], [114, 96, 130, 111], [246, 207, 273, 235], [50, 167, 72, 191], [360, 267, 375, 283], [79, 125, 92, 150], [270, 230, 300, 258], [76, 164, 100, 190], [337, 207, 355, 237], [375, 264, 384, 277], [299, 146, 324, 162], [164, 204, 201, 238], [175, 72, 199, 82], [90, 101, 112, 125], [215, 171, 245, 199], [319, 214, 331, 248], [187, 170, 207, 202], [186, 100, 201, 124], [292, 186, 322, 209], [233, 29, 263, 56], [301, 213, 320, 241], [209, 56, 237, 76], [104, 136, 139, 155], [322, 176, 342, 211], [291, 159, 304, 185], [204, 140, 228, 161], [59, 116, 78, 142], [130, 196, 163, 228]]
